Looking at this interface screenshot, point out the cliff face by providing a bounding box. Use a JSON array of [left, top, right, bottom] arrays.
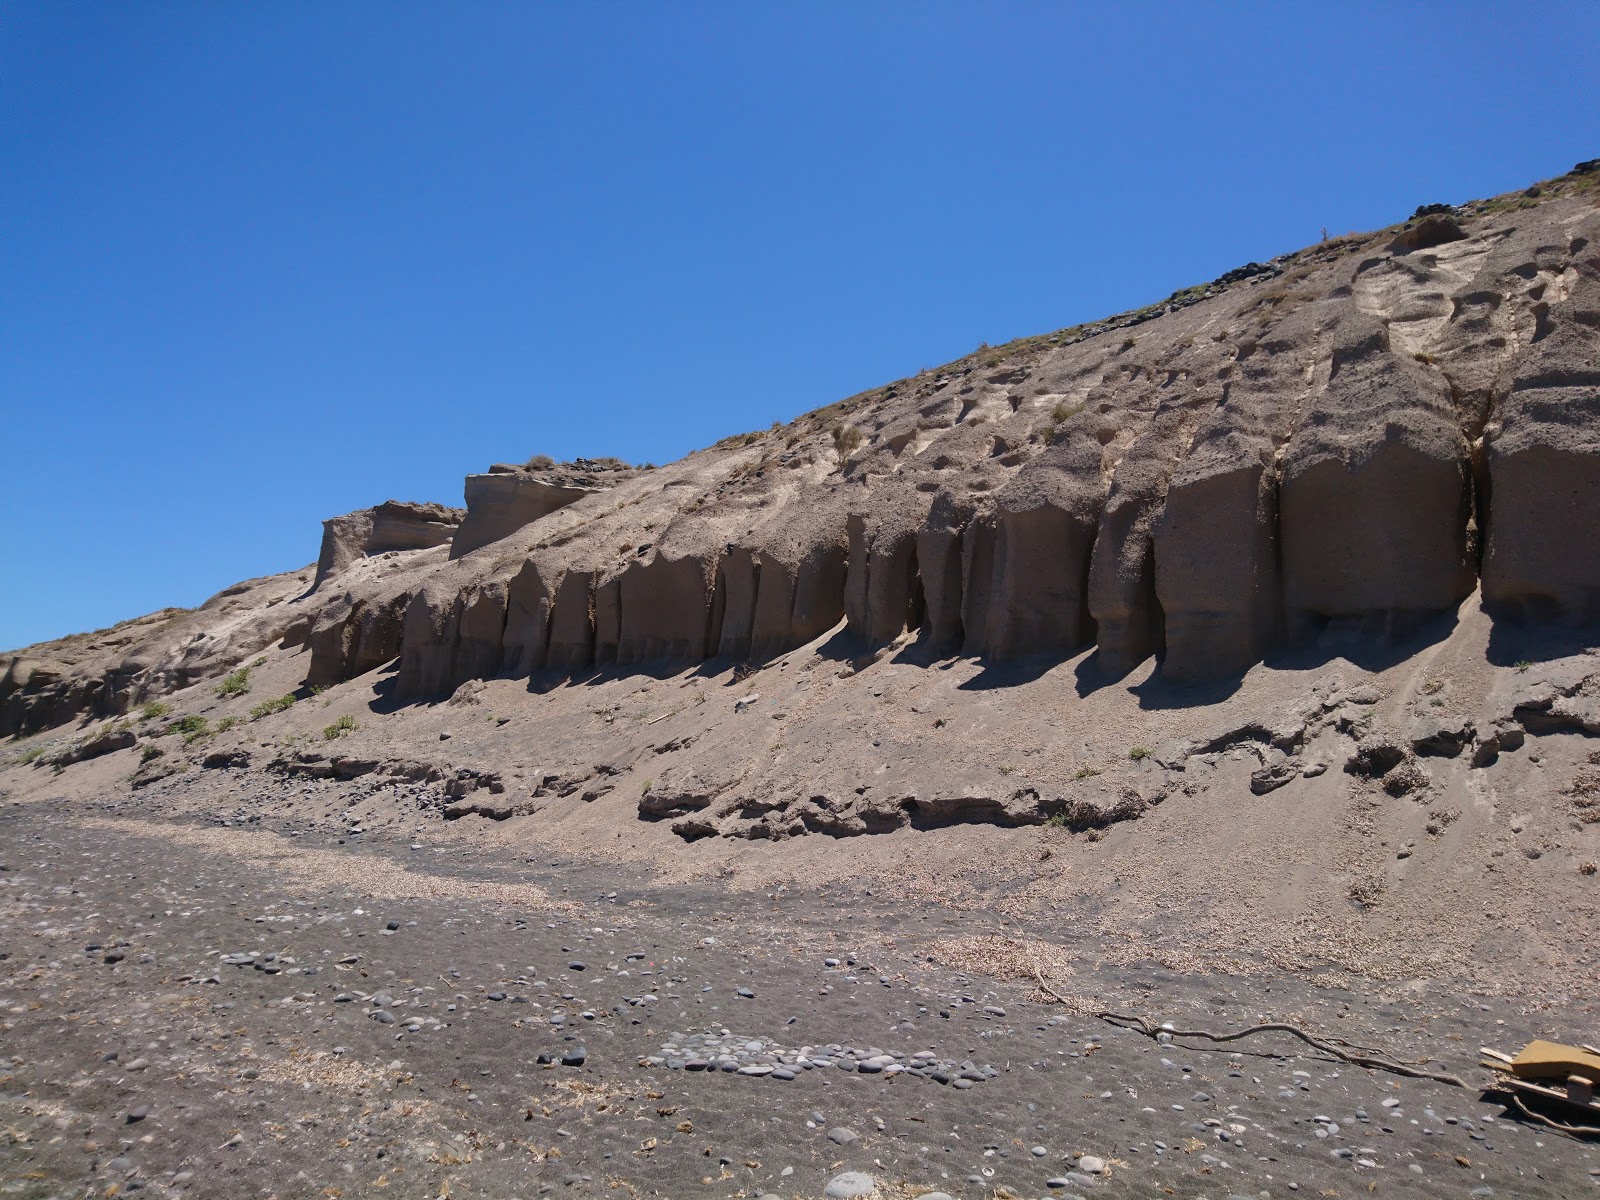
[[314, 500, 463, 589], [362, 182, 1600, 706], [451, 471, 597, 559], [5, 168, 1600, 736]]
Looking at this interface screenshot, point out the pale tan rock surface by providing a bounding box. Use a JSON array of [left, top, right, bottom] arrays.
[[313, 500, 462, 589], [6, 166, 1600, 735]]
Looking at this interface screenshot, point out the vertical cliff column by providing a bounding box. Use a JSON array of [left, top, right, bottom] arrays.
[[1154, 327, 1311, 682], [305, 596, 363, 687], [449, 582, 510, 685], [983, 439, 1104, 661], [546, 569, 596, 673], [917, 494, 972, 653], [845, 509, 927, 646], [617, 551, 715, 666], [351, 592, 412, 676], [749, 551, 799, 661], [1089, 400, 1207, 675], [713, 547, 760, 659], [960, 510, 998, 657], [396, 583, 458, 699], [593, 577, 622, 667], [1278, 320, 1474, 639], [500, 560, 553, 676], [1483, 255, 1600, 621], [789, 536, 848, 645]]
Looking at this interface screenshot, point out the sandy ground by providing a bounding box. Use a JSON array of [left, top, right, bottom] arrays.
[[3, 790, 1600, 1199], [8, 597, 1600, 1197]]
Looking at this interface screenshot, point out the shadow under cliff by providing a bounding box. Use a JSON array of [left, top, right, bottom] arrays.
[[1484, 612, 1600, 667]]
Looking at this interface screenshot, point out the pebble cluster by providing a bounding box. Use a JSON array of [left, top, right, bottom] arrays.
[[644, 1029, 997, 1086]]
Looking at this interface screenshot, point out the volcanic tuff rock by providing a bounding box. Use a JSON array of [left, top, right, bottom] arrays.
[[452, 469, 599, 559], [313, 500, 463, 589], [4, 165, 1600, 736]]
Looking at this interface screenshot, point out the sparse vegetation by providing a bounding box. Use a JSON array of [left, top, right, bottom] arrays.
[[1128, 745, 1151, 761], [830, 423, 864, 462], [140, 745, 163, 763], [641, 779, 653, 794], [174, 715, 210, 745], [1515, 660, 1533, 672], [998, 764, 1016, 776], [250, 694, 296, 720], [140, 700, 172, 721], [323, 715, 357, 740], [16, 746, 46, 765], [309, 683, 330, 696], [1073, 765, 1102, 780], [1044, 399, 1085, 442], [216, 716, 238, 733], [525, 453, 556, 470], [215, 666, 253, 698]]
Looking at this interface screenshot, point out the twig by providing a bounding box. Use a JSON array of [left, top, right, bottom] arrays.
[[1031, 962, 1469, 1089], [1508, 1091, 1600, 1136]]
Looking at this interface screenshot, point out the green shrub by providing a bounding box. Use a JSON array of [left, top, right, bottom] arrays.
[[175, 715, 210, 745], [1128, 745, 1151, 761], [140, 701, 172, 721], [250, 694, 296, 720], [215, 666, 252, 698], [140, 745, 164, 763], [216, 716, 238, 733], [322, 715, 356, 740], [17, 746, 45, 765]]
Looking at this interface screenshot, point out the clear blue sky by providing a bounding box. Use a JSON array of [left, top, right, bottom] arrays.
[[3, 2, 1597, 650]]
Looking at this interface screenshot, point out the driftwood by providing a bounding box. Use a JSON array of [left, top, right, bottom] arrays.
[[1031, 964, 1470, 1089], [1508, 1091, 1600, 1136]]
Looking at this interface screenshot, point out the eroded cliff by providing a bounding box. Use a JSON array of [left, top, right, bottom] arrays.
[[5, 165, 1600, 737]]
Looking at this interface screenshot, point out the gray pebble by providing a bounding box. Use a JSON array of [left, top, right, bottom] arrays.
[[823, 1172, 876, 1199]]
